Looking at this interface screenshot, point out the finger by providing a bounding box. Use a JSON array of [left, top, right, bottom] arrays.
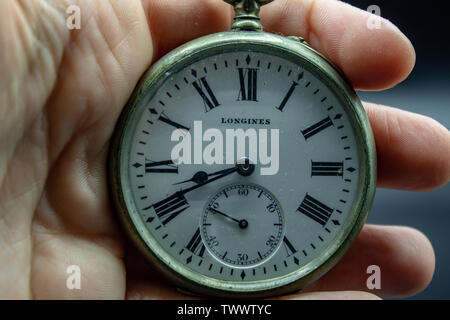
[[127, 279, 197, 300], [126, 280, 381, 300], [261, 0, 416, 90], [126, 225, 434, 299], [125, 245, 197, 299], [142, 0, 415, 90], [303, 225, 435, 298], [142, 0, 232, 61], [281, 291, 381, 300], [365, 102, 450, 191]]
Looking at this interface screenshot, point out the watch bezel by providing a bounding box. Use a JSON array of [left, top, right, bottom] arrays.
[[108, 30, 377, 298]]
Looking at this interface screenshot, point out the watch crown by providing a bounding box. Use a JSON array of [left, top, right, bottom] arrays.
[[223, 0, 274, 31]]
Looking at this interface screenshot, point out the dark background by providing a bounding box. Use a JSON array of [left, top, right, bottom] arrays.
[[345, 0, 450, 299]]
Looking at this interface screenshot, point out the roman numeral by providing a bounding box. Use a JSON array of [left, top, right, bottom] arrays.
[[301, 116, 333, 140], [237, 68, 258, 101], [277, 81, 298, 111], [185, 228, 206, 257], [311, 161, 344, 177], [282, 237, 297, 257], [153, 194, 190, 225], [158, 112, 189, 131], [145, 159, 178, 174], [297, 194, 334, 226], [192, 77, 220, 112]]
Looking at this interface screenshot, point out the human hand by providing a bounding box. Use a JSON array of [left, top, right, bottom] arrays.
[[1, 0, 449, 299]]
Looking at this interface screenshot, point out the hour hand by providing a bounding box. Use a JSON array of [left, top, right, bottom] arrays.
[[173, 171, 208, 185], [173, 161, 256, 186], [173, 167, 237, 186]]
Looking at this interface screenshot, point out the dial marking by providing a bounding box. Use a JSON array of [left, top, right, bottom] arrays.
[[152, 194, 190, 225], [145, 159, 178, 174], [146, 217, 154, 223], [186, 228, 206, 258], [237, 68, 258, 101], [297, 194, 334, 226], [332, 219, 341, 226], [158, 111, 190, 131], [277, 81, 298, 112], [132, 162, 142, 169], [311, 161, 344, 177], [282, 236, 298, 257], [192, 77, 220, 112], [301, 116, 333, 140]]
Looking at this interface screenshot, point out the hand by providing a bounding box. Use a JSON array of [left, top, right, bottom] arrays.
[[208, 207, 249, 229], [0, 0, 449, 300], [174, 167, 238, 185], [153, 167, 238, 209]]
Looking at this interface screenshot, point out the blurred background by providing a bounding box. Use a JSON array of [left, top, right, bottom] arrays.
[[346, 0, 450, 299]]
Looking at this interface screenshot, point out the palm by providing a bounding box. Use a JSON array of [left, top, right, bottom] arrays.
[[1, 0, 448, 300]]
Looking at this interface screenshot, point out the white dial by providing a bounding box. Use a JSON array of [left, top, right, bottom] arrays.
[[124, 48, 362, 284]]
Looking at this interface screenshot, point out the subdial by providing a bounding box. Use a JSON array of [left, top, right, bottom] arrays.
[[201, 183, 284, 268]]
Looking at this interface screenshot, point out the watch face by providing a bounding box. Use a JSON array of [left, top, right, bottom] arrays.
[[113, 40, 373, 295]]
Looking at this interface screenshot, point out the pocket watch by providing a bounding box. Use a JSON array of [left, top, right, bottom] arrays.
[[109, 0, 376, 298]]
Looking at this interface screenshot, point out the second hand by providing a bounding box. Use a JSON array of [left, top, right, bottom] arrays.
[[208, 207, 248, 229]]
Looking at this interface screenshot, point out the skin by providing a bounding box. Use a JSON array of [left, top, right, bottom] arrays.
[[0, 0, 449, 300]]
